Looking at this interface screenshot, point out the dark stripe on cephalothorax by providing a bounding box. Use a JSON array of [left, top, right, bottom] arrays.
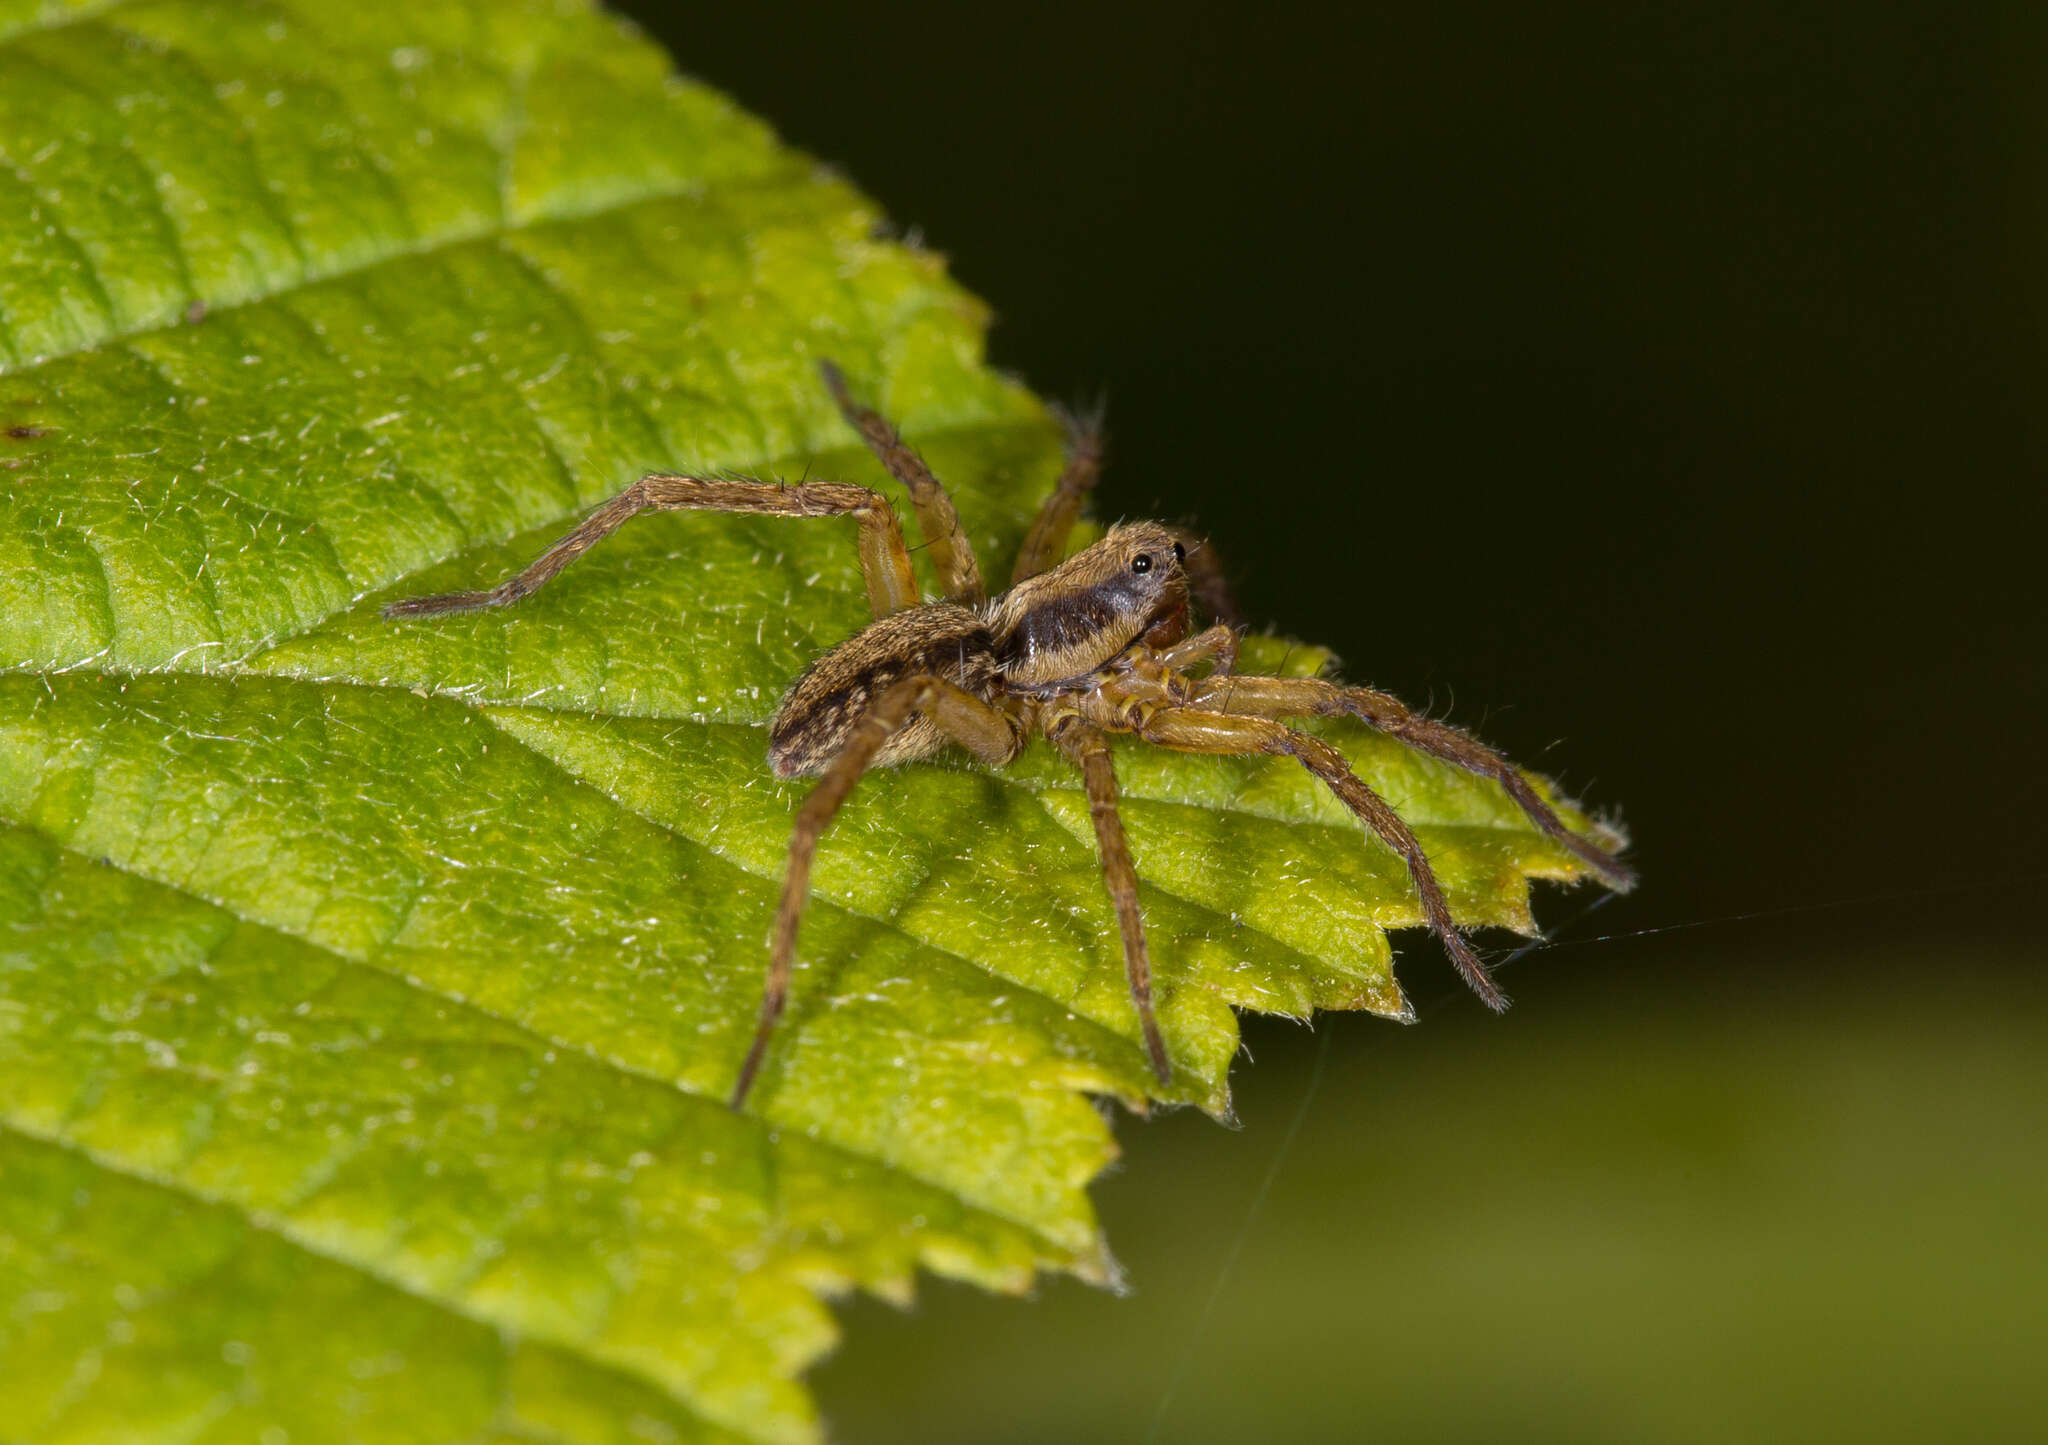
[[992, 581, 1138, 671]]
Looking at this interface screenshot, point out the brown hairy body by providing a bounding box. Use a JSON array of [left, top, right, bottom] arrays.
[[387, 362, 1635, 1110], [768, 604, 1000, 776]]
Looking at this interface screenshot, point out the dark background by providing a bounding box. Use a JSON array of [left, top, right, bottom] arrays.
[[621, 3, 2045, 1440]]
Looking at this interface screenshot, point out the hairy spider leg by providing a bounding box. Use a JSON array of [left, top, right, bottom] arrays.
[[382, 475, 924, 623], [820, 361, 987, 605], [1134, 709, 1510, 1013], [731, 674, 1025, 1110], [1010, 402, 1105, 584], [1154, 623, 1240, 678], [1186, 675, 1636, 891], [1052, 722, 1173, 1085], [1002, 406, 1246, 630]]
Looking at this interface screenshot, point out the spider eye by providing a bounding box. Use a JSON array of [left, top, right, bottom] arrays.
[[1130, 553, 1153, 575], [1172, 541, 1186, 564]]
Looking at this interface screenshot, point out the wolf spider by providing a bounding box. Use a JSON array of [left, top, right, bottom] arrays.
[[387, 362, 1635, 1109]]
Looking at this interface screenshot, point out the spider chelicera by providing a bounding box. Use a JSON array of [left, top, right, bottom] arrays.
[[387, 361, 1635, 1109]]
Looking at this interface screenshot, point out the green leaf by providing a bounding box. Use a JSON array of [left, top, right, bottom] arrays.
[[0, 2, 1621, 1440]]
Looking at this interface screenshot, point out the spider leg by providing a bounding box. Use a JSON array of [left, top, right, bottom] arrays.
[[999, 397, 1242, 630], [731, 674, 1025, 1110], [1010, 401, 1105, 584], [1051, 721, 1173, 1086], [1184, 675, 1635, 890], [820, 361, 986, 605], [1155, 623, 1239, 677], [384, 475, 923, 622], [1134, 708, 1509, 1012]]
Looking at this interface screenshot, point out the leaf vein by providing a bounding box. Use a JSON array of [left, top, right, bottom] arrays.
[[0, 1118, 756, 1444], [473, 710, 1335, 1079], [4, 813, 1090, 1266], [1, 154, 119, 336]]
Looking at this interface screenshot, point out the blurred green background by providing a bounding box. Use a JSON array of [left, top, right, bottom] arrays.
[[618, 2, 2046, 1439]]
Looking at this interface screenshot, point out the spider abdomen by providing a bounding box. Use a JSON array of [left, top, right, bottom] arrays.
[[767, 603, 1001, 778]]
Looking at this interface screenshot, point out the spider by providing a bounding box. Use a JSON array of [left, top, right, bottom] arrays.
[[386, 361, 1635, 1110]]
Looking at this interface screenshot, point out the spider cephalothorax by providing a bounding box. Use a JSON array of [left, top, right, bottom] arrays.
[[388, 361, 1635, 1108], [765, 520, 1192, 778]]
